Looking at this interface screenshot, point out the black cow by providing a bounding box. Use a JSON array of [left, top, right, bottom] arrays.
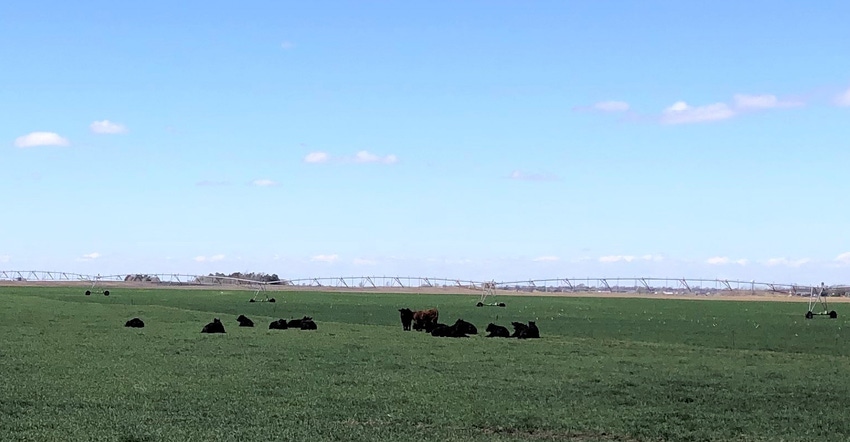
[[269, 319, 289, 330], [517, 321, 540, 339], [201, 318, 226, 334], [453, 319, 478, 335], [300, 319, 317, 330], [430, 321, 469, 338], [287, 316, 312, 328], [485, 323, 510, 338], [398, 308, 414, 331], [424, 321, 447, 333], [124, 317, 145, 328], [511, 321, 528, 338], [237, 315, 254, 327]]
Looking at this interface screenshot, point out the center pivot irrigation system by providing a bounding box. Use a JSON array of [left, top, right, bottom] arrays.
[[0, 271, 846, 317]]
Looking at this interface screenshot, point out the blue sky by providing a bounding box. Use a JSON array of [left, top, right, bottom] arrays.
[[2, 1, 850, 284]]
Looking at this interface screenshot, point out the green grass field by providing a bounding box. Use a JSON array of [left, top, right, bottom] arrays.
[[1, 286, 849, 441]]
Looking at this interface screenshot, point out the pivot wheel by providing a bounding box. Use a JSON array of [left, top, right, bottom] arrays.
[[830, 310, 838, 319], [103, 290, 110, 296], [805, 311, 814, 319], [85, 290, 91, 296]]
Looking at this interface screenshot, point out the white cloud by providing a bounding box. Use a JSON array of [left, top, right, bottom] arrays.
[[599, 255, 636, 263], [593, 100, 630, 112], [89, 120, 127, 134], [14, 132, 70, 148], [77, 252, 101, 261], [834, 252, 850, 265], [354, 150, 398, 164], [764, 257, 810, 267], [281, 41, 296, 50], [304, 152, 329, 163], [194, 254, 225, 262], [641, 254, 663, 262], [353, 258, 377, 265], [311, 254, 339, 263], [835, 88, 850, 107], [532, 256, 559, 262], [0, 255, 10, 263], [252, 179, 277, 187], [733, 94, 801, 110], [706, 256, 748, 265], [509, 170, 557, 181], [661, 101, 736, 125]]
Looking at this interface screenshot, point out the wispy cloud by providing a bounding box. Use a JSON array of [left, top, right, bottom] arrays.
[[599, 255, 636, 263], [281, 41, 296, 50], [304, 152, 329, 163], [706, 256, 749, 265], [0, 255, 10, 263], [733, 94, 802, 110], [641, 254, 664, 262], [77, 252, 101, 262], [593, 100, 630, 112], [90, 120, 127, 134], [304, 151, 398, 164], [354, 151, 398, 164], [764, 257, 810, 267], [251, 179, 277, 187], [508, 170, 558, 181], [532, 256, 559, 262], [194, 254, 225, 262], [835, 88, 850, 107], [311, 254, 339, 263], [661, 101, 736, 125], [14, 132, 70, 148], [196, 180, 230, 186], [834, 252, 850, 265]]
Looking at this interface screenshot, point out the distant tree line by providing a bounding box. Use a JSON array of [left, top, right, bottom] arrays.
[[207, 272, 281, 283]]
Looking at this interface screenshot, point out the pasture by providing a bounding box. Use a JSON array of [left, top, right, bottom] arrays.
[[1, 286, 849, 441]]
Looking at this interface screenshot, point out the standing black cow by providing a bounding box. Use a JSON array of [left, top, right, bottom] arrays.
[[398, 308, 414, 331], [485, 323, 510, 338], [237, 315, 254, 327]]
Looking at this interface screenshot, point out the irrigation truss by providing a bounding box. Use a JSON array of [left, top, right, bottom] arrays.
[[0, 270, 843, 295]]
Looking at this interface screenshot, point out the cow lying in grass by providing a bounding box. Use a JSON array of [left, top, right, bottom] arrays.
[[287, 316, 312, 328], [511, 321, 540, 339], [201, 318, 226, 334], [124, 318, 144, 328], [485, 323, 510, 337], [300, 318, 317, 330], [431, 319, 477, 338], [237, 315, 254, 327], [268, 319, 288, 330]]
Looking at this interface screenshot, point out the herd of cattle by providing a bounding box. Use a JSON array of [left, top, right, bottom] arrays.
[[398, 308, 540, 339], [122, 315, 317, 333], [122, 308, 539, 339]]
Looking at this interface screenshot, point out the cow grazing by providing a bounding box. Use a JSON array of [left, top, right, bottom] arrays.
[[517, 321, 540, 339], [485, 323, 510, 338], [511, 321, 528, 338], [268, 319, 288, 330], [201, 318, 226, 334], [398, 308, 414, 331], [237, 315, 254, 327], [453, 319, 478, 335], [300, 319, 317, 330], [412, 308, 439, 331], [124, 317, 145, 328], [287, 316, 312, 328]]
